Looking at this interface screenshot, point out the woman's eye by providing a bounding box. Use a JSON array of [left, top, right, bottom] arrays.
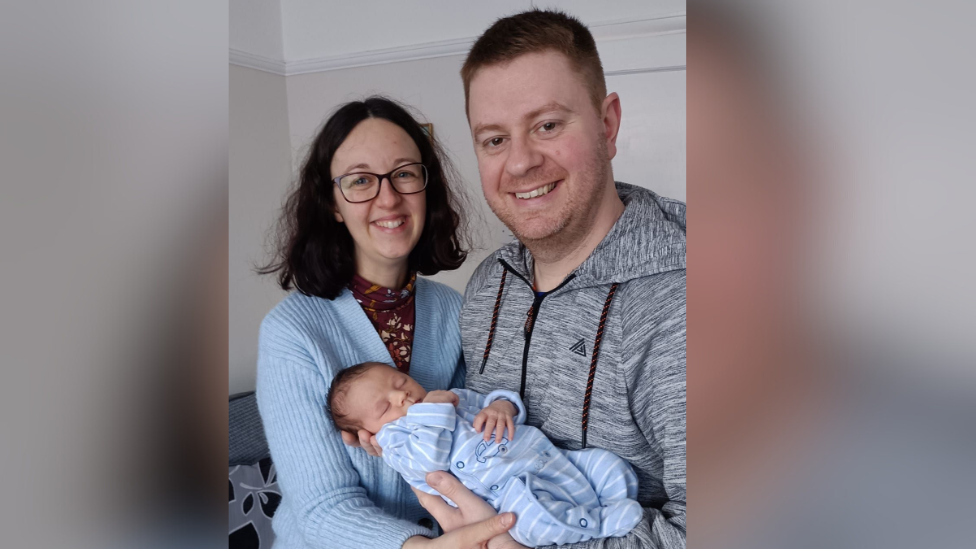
[[353, 177, 369, 186], [395, 171, 410, 178]]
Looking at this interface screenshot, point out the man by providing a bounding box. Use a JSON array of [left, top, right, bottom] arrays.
[[416, 9, 686, 549]]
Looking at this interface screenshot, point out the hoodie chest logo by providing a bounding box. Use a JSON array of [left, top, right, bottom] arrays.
[[569, 338, 587, 357]]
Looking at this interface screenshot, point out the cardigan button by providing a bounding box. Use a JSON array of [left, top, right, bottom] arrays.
[[579, 518, 588, 528], [490, 485, 499, 491], [456, 461, 464, 469]]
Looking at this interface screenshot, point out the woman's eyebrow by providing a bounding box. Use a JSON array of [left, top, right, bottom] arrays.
[[343, 158, 419, 173]]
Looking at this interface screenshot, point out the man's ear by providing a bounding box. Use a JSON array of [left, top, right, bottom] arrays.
[[601, 92, 622, 160]]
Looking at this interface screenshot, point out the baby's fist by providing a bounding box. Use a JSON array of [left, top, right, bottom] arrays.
[[473, 400, 517, 443], [422, 390, 459, 406]]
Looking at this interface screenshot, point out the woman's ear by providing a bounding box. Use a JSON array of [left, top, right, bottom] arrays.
[[334, 210, 344, 223]]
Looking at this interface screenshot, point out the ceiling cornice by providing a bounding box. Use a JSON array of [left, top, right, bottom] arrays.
[[231, 13, 685, 77]]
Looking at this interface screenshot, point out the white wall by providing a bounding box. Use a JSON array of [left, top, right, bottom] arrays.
[[231, 0, 284, 62], [278, 0, 685, 62], [229, 65, 292, 394]]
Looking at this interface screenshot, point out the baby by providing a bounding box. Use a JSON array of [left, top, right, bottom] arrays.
[[327, 362, 643, 547]]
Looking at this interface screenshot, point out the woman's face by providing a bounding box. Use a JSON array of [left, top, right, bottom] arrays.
[[330, 118, 426, 276]]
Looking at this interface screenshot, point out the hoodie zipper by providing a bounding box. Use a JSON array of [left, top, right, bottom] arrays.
[[498, 259, 576, 399]]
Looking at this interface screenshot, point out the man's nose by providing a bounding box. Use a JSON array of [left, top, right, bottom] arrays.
[[504, 135, 544, 178], [374, 176, 402, 208]]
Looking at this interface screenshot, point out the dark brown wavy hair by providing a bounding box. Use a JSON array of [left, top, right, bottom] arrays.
[[259, 96, 469, 299]]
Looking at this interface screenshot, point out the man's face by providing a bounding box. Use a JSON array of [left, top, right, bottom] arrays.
[[467, 50, 614, 244], [340, 364, 427, 435]]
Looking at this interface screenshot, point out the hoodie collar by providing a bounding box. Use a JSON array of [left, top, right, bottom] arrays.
[[496, 182, 686, 289]]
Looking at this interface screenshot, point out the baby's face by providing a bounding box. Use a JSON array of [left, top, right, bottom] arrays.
[[342, 365, 428, 434]]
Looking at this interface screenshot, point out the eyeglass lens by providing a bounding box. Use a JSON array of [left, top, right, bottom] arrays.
[[338, 164, 426, 203]]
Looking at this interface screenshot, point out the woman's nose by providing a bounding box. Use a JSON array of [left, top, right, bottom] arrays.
[[374, 176, 402, 207]]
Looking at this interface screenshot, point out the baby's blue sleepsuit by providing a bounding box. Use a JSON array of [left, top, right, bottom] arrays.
[[375, 388, 643, 546]]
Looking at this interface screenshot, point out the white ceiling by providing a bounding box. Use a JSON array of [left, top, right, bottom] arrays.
[[231, 0, 685, 63]]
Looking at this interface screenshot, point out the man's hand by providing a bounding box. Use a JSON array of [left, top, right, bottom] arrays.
[[413, 471, 498, 532], [422, 390, 459, 406], [412, 472, 527, 549], [473, 400, 516, 443], [400, 512, 517, 549], [339, 429, 382, 457]]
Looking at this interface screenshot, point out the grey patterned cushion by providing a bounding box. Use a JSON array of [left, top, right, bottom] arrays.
[[229, 457, 280, 548]]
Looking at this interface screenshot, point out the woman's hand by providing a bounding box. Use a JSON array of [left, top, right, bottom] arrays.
[[339, 428, 383, 457], [411, 471, 528, 548]]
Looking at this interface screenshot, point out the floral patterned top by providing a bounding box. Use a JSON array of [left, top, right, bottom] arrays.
[[350, 272, 417, 373]]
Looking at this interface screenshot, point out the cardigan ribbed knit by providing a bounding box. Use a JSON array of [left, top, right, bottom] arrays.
[[256, 277, 465, 549]]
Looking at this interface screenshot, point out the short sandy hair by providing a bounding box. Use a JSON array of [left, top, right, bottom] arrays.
[[461, 9, 607, 115]]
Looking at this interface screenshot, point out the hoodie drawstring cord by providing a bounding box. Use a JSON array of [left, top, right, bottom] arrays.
[[582, 282, 619, 449], [479, 270, 619, 449], [479, 269, 507, 374]]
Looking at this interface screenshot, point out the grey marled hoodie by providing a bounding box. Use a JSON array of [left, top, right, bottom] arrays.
[[460, 182, 686, 549]]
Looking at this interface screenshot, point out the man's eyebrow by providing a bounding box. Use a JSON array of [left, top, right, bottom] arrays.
[[523, 101, 573, 121], [472, 102, 574, 139], [472, 123, 505, 140]]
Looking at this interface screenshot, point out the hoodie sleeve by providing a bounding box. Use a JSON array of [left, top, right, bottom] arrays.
[[547, 277, 687, 549], [376, 403, 457, 481], [624, 301, 687, 549]]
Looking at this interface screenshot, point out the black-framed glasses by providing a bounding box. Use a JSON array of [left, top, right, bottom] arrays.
[[332, 162, 428, 203]]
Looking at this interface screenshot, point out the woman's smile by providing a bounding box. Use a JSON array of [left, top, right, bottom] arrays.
[[372, 215, 408, 231]]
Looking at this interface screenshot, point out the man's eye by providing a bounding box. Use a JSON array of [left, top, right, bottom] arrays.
[[540, 122, 558, 132], [486, 137, 504, 148]]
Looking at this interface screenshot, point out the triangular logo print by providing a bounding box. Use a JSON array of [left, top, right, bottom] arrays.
[[569, 338, 587, 357]]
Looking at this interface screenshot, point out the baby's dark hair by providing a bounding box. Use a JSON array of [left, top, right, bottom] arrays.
[[326, 362, 381, 434]]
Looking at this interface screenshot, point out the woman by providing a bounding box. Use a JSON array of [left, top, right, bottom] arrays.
[[256, 97, 512, 549]]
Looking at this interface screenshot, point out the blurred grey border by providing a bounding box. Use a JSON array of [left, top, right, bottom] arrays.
[[0, 1, 228, 547]]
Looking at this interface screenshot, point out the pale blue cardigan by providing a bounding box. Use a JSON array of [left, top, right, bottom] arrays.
[[256, 278, 465, 549]]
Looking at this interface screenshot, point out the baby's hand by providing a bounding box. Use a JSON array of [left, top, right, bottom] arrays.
[[473, 400, 517, 443], [422, 390, 459, 406]]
